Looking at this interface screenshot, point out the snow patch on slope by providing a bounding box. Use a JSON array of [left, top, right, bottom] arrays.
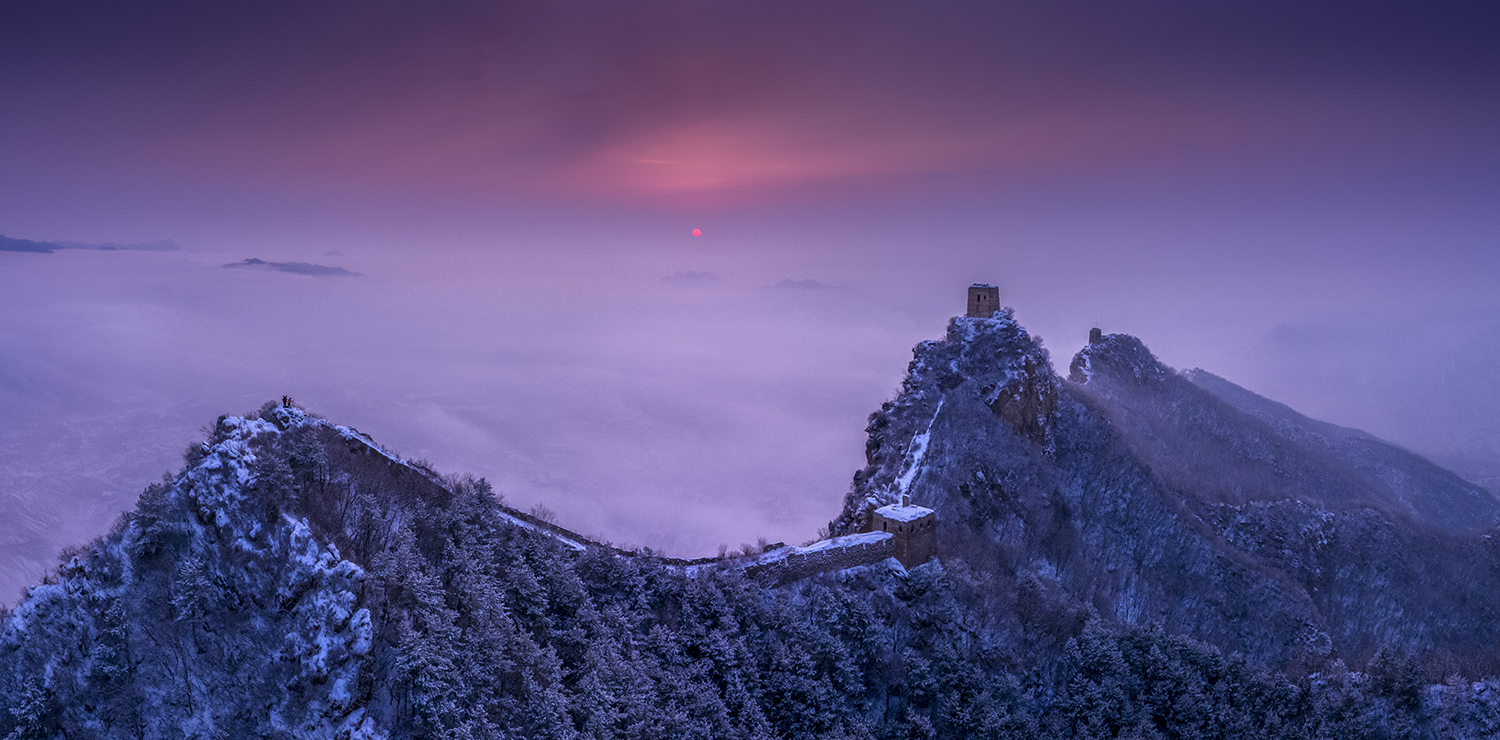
[[895, 397, 944, 496]]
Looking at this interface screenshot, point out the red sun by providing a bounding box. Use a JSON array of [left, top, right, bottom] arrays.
[[691, 228, 701, 237]]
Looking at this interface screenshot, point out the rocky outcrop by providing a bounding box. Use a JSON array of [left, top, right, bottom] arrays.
[[836, 310, 1057, 535], [984, 353, 1057, 445], [1068, 332, 1171, 387], [834, 317, 1500, 673]]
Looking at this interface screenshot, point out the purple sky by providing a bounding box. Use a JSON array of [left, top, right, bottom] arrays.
[[2, 0, 1498, 599]]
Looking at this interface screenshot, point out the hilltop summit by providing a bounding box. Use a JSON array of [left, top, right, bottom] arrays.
[[836, 312, 1500, 671]]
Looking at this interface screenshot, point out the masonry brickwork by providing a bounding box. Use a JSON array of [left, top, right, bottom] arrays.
[[741, 533, 896, 586], [867, 503, 937, 568], [967, 284, 1000, 318]]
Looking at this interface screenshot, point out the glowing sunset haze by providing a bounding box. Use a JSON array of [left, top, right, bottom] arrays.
[[0, 0, 1497, 600]]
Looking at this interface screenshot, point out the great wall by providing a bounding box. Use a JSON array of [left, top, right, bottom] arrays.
[[303, 284, 1010, 586]]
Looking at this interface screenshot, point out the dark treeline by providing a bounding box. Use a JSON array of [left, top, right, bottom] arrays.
[[4, 405, 1500, 739]]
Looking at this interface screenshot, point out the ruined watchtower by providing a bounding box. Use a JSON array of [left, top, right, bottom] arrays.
[[866, 495, 937, 568], [967, 284, 1000, 318]]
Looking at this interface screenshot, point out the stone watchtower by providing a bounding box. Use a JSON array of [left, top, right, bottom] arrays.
[[967, 284, 1000, 318], [866, 495, 937, 568]]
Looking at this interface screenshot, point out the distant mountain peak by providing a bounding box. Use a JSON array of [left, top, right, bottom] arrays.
[[0, 234, 59, 253], [0, 234, 182, 252], [223, 258, 359, 276]]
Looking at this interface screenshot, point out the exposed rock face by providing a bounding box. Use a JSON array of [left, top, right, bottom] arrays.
[[841, 311, 1059, 532], [986, 353, 1058, 447], [836, 319, 1500, 673]]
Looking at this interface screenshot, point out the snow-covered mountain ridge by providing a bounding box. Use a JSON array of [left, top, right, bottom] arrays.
[[9, 313, 1500, 738], [4, 407, 380, 738], [0, 404, 956, 739], [836, 311, 1500, 673]]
